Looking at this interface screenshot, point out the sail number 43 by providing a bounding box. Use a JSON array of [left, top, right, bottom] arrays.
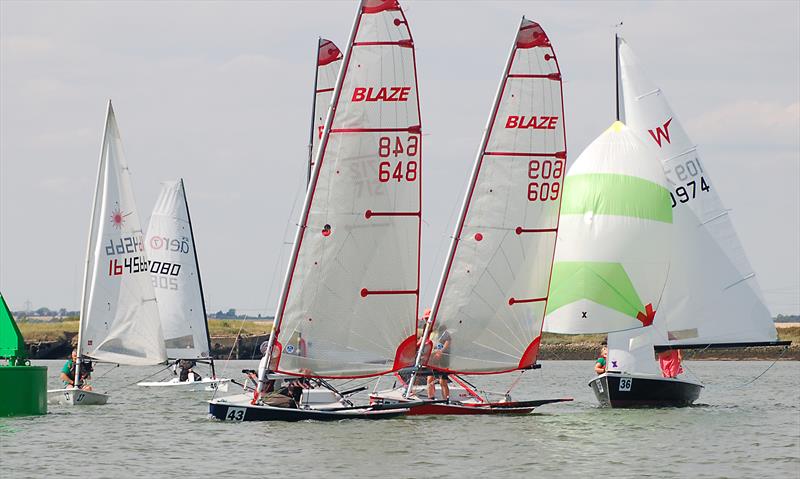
[[225, 407, 246, 422], [528, 159, 564, 201], [378, 136, 418, 183]]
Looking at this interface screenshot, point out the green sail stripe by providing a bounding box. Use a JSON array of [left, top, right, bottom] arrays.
[[546, 261, 645, 319], [561, 173, 673, 223]]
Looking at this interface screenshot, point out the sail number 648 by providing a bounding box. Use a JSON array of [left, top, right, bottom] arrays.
[[528, 159, 564, 201], [378, 136, 418, 183]]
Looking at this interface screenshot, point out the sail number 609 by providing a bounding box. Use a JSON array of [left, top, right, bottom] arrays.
[[528, 159, 564, 201], [378, 136, 418, 183]]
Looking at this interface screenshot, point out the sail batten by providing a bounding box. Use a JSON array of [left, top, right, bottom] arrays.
[[418, 19, 567, 375], [269, 0, 422, 379]]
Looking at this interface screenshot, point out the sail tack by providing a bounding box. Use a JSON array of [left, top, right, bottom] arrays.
[[423, 19, 567, 374], [80, 102, 166, 366], [273, 0, 422, 378], [145, 180, 210, 360], [617, 38, 777, 346], [544, 121, 672, 334]]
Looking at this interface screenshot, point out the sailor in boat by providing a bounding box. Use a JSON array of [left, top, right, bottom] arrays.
[[248, 339, 302, 408], [60, 349, 94, 391], [426, 323, 451, 401], [173, 359, 201, 382], [594, 341, 608, 375], [657, 349, 683, 378]]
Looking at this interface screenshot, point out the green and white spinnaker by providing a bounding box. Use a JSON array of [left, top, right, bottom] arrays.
[[544, 121, 672, 334]]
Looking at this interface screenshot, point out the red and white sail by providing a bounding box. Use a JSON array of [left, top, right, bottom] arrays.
[[617, 38, 777, 346], [270, 0, 422, 378], [422, 19, 567, 374], [80, 101, 166, 366], [308, 38, 343, 181]]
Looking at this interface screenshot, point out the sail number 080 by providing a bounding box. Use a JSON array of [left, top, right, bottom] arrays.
[[528, 159, 564, 201], [378, 136, 418, 183]]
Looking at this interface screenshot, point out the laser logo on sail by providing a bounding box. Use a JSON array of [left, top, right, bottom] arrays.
[[351, 86, 411, 102], [109, 203, 131, 229]]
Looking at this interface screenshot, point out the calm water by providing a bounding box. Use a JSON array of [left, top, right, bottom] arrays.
[[2, 360, 798, 478]]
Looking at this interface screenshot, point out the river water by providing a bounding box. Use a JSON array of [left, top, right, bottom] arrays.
[[2, 360, 798, 478]]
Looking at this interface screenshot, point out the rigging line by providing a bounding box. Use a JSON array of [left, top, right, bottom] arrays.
[[91, 363, 120, 381], [504, 370, 526, 397], [114, 363, 172, 391], [677, 344, 712, 383], [732, 346, 788, 389]]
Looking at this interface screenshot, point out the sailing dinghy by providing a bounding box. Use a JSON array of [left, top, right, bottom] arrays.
[[370, 18, 573, 415], [209, 0, 421, 421], [589, 37, 789, 407], [137, 179, 230, 392], [48, 101, 167, 406]]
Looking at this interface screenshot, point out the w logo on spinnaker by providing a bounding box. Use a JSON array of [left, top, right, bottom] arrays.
[[647, 118, 673, 148]]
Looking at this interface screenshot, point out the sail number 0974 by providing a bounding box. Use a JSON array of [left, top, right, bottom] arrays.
[[378, 136, 418, 183], [528, 159, 564, 201]]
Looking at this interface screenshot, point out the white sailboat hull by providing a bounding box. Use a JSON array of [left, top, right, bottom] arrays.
[[137, 377, 230, 392], [47, 388, 109, 406]]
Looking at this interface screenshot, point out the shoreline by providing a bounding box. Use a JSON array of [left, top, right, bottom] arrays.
[[22, 337, 800, 361]]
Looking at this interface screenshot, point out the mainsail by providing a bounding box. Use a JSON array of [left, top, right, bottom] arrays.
[[267, 0, 422, 378], [544, 121, 673, 334], [617, 38, 778, 347], [145, 179, 211, 360], [309, 38, 343, 183], [419, 19, 567, 374], [79, 101, 166, 366]]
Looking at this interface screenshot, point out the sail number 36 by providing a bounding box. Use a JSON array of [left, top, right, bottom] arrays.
[[378, 136, 418, 183], [528, 159, 564, 201]]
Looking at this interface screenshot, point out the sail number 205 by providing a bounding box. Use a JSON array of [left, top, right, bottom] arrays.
[[528, 159, 564, 201], [378, 136, 418, 182]]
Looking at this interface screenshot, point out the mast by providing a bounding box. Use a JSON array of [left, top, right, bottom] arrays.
[[258, 2, 362, 389], [307, 38, 322, 185], [179, 178, 215, 378], [75, 100, 113, 387], [615, 33, 620, 121]]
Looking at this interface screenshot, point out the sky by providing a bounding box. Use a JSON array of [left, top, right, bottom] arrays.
[[1, 1, 798, 316]]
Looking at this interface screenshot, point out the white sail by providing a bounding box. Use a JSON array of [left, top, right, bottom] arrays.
[[79, 101, 166, 366], [145, 180, 210, 360], [270, 0, 422, 378], [309, 38, 343, 180], [618, 38, 777, 346], [543, 121, 673, 334], [607, 327, 660, 376], [420, 19, 567, 374]]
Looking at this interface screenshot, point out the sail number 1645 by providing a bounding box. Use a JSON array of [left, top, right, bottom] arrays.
[[378, 136, 418, 183], [528, 159, 564, 201]]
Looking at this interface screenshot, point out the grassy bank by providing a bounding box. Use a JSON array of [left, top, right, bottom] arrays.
[[18, 318, 273, 342]]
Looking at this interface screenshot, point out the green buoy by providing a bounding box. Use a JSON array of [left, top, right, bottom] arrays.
[[0, 292, 47, 416]]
